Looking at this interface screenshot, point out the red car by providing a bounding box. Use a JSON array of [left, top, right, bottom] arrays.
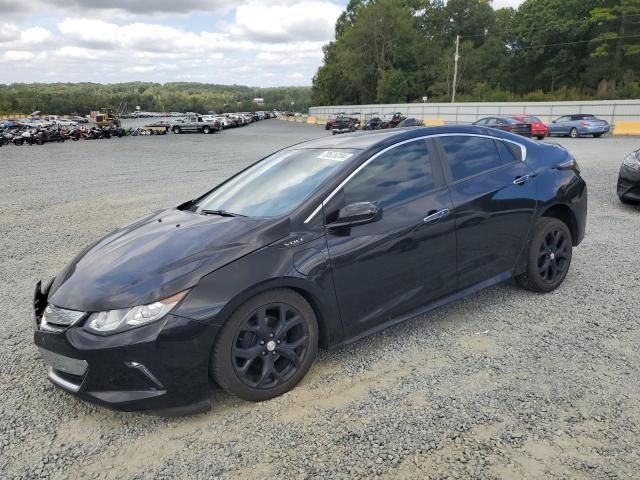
[[510, 115, 548, 140]]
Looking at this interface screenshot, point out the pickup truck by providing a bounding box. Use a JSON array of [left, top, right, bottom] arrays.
[[171, 115, 221, 134]]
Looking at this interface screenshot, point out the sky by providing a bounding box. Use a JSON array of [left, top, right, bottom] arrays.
[[0, 0, 524, 87]]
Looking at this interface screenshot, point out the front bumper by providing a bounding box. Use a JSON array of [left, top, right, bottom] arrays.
[[617, 165, 640, 202], [33, 284, 219, 412]]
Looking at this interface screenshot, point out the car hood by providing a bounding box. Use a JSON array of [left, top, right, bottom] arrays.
[[48, 208, 289, 312]]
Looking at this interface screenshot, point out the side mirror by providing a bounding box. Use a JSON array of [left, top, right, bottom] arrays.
[[329, 202, 381, 229]]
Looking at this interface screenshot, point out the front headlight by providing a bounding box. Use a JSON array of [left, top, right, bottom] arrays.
[[623, 151, 640, 171], [84, 291, 188, 335]]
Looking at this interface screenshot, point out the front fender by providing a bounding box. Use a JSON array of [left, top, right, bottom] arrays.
[[173, 237, 343, 348]]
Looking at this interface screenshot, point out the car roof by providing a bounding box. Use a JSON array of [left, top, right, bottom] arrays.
[[291, 124, 527, 151]]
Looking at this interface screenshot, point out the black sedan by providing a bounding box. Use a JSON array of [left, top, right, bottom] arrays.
[[473, 117, 532, 137], [618, 149, 640, 204], [33, 125, 587, 412]]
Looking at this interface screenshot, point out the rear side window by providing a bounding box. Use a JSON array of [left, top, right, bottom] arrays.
[[343, 140, 435, 208], [495, 140, 518, 164], [439, 136, 502, 181]]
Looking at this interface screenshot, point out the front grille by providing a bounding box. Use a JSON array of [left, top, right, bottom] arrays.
[[42, 305, 86, 327]]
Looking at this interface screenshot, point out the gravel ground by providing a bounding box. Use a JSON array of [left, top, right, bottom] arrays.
[[1, 121, 639, 480]]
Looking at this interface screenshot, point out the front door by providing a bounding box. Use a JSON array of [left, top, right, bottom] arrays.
[[435, 134, 538, 290], [324, 138, 457, 337]]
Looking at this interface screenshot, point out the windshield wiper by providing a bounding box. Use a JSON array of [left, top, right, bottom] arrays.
[[200, 209, 247, 218]]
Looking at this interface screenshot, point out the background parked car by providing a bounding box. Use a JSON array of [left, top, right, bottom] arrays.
[[509, 115, 548, 140], [331, 116, 358, 135], [473, 117, 532, 137], [397, 118, 424, 127], [548, 114, 610, 138], [618, 149, 640, 204], [172, 115, 220, 134]]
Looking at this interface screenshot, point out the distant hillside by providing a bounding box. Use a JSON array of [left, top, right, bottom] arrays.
[[0, 82, 313, 115]]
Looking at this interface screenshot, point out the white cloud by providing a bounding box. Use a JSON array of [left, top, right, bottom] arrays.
[[0, 1, 346, 85], [55, 46, 100, 60], [3, 50, 35, 61], [0, 23, 20, 43], [234, 1, 343, 43], [492, 0, 524, 8], [20, 26, 52, 44]]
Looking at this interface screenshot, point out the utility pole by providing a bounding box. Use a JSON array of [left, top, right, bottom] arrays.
[[451, 35, 460, 103]]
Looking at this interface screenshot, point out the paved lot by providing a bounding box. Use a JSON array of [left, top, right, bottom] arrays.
[[0, 121, 639, 479]]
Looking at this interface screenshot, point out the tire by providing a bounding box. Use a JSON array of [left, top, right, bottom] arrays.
[[211, 289, 318, 402], [203, 126, 211, 134], [516, 217, 572, 293], [536, 135, 545, 140], [173, 126, 181, 134], [593, 133, 603, 138], [569, 127, 579, 138], [147, 129, 154, 135]]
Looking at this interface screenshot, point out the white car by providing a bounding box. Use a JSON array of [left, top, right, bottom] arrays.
[[56, 119, 78, 127], [215, 116, 231, 129]]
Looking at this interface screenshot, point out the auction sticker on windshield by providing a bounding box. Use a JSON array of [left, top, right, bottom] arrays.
[[317, 151, 354, 162]]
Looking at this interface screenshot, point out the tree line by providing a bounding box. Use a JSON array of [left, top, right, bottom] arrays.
[[0, 82, 313, 115], [312, 0, 640, 105]]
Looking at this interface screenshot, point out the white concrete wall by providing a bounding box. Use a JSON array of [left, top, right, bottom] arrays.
[[309, 100, 640, 124]]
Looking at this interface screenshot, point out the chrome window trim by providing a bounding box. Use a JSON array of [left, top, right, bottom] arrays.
[[303, 133, 527, 224]]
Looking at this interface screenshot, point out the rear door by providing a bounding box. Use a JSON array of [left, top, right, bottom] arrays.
[[435, 134, 537, 289], [324, 138, 457, 337], [550, 116, 571, 135]]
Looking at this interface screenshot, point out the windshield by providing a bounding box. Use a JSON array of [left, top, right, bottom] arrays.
[[195, 148, 358, 217]]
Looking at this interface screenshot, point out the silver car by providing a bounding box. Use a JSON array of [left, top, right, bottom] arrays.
[[548, 114, 610, 138]]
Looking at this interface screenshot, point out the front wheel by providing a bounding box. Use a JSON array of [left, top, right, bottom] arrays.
[[211, 289, 318, 402], [516, 217, 572, 293], [569, 127, 579, 138], [173, 126, 181, 134], [203, 126, 211, 134]]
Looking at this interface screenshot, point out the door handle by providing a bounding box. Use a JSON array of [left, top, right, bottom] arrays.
[[423, 208, 450, 223], [513, 174, 532, 185]]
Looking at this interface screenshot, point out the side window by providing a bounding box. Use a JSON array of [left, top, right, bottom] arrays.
[[495, 140, 518, 164], [343, 141, 435, 209], [475, 118, 487, 125], [439, 136, 503, 181]]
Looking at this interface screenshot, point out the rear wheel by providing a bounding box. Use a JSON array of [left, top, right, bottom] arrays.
[[536, 135, 545, 140], [516, 217, 572, 293], [211, 289, 318, 401], [569, 127, 579, 138], [593, 133, 603, 138], [173, 126, 181, 134]]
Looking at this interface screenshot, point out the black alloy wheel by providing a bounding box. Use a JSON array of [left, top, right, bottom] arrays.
[[212, 289, 318, 401], [516, 217, 572, 292], [537, 229, 569, 284]]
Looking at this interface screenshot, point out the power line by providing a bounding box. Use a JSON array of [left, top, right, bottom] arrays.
[[460, 13, 640, 39], [516, 34, 640, 50]]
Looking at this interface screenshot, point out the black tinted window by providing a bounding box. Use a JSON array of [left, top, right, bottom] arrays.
[[439, 136, 502, 181], [495, 140, 518, 164], [344, 141, 435, 208]]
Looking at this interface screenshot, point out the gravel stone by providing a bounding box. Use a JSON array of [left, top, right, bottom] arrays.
[[0, 122, 639, 479]]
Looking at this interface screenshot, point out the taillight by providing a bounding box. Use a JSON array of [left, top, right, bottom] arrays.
[[558, 158, 580, 173], [580, 121, 589, 126]]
